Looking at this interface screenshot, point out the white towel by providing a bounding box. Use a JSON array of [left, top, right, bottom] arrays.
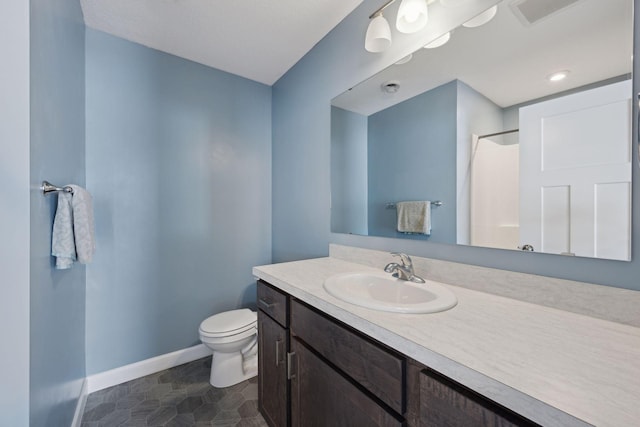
[[52, 185, 96, 269], [396, 201, 431, 235]]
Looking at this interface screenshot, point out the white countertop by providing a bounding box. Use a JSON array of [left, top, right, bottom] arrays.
[[253, 257, 640, 427]]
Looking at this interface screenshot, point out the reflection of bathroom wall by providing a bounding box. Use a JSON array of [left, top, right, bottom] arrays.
[[367, 81, 457, 242], [456, 81, 505, 245], [331, 107, 368, 235], [502, 107, 520, 145]]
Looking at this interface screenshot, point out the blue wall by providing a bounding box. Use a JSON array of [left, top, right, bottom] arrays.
[[456, 80, 506, 245], [272, 0, 640, 291], [368, 81, 457, 241], [29, 0, 87, 425], [0, 1, 31, 425], [85, 29, 272, 375], [331, 107, 368, 235]]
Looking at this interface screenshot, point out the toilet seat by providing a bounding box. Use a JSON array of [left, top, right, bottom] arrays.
[[198, 308, 259, 387], [199, 308, 257, 338]]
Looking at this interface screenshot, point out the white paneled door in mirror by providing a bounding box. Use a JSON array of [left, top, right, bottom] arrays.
[[519, 80, 631, 261]]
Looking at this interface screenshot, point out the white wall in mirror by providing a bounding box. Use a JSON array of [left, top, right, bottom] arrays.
[[330, 0, 633, 261]]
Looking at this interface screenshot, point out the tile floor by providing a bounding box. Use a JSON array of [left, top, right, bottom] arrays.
[[81, 357, 267, 426]]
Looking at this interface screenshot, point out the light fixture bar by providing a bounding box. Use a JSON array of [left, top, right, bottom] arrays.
[[369, 0, 397, 19]]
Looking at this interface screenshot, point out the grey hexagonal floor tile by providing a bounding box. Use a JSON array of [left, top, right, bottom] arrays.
[[146, 405, 177, 426], [83, 402, 116, 422], [81, 357, 266, 426], [177, 395, 204, 414], [237, 400, 260, 419], [193, 403, 220, 422]]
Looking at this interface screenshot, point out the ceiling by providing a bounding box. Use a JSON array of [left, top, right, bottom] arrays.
[[333, 0, 633, 115], [80, 0, 363, 86]]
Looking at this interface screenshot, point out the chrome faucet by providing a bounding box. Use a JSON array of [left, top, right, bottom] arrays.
[[384, 252, 425, 283]]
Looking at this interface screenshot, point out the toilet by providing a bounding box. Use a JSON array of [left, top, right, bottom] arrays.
[[199, 308, 258, 388]]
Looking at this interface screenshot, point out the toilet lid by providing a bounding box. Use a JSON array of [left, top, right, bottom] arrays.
[[200, 309, 257, 335]]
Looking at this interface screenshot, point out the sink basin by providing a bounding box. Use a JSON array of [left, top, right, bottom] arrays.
[[323, 271, 457, 314]]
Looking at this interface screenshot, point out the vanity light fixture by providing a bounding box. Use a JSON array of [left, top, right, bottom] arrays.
[[365, 12, 393, 53], [396, 0, 429, 34], [547, 70, 570, 82], [365, 0, 427, 52], [462, 5, 498, 28], [424, 31, 451, 48], [365, 0, 495, 52]]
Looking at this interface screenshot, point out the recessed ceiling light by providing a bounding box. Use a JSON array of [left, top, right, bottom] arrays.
[[424, 32, 451, 49], [439, 0, 474, 7], [462, 5, 498, 28], [395, 54, 413, 65], [547, 70, 570, 82]]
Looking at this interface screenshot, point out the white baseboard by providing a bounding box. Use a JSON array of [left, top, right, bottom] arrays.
[[86, 344, 212, 394], [71, 378, 88, 427]]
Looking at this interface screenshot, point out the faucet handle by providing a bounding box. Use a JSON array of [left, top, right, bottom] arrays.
[[388, 253, 425, 283], [391, 252, 412, 268]]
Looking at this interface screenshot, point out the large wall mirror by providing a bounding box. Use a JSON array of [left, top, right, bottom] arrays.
[[331, 0, 633, 261]]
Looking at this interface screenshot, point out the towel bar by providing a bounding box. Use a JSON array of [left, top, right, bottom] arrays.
[[42, 181, 73, 195], [386, 201, 443, 209]]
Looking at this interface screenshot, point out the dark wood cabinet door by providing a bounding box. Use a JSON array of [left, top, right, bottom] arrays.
[[290, 338, 403, 427], [408, 363, 539, 427], [290, 300, 404, 414], [258, 310, 288, 427]]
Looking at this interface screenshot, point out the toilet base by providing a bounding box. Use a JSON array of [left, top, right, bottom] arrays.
[[209, 351, 258, 388]]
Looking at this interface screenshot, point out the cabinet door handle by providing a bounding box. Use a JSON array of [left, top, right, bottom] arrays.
[[259, 299, 274, 309], [287, 351, 297, 380], [275, 339, 284, 367]]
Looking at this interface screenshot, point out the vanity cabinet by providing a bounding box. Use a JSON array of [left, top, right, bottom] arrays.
[[257, 280, 538, 427], [290, 337, 403, 427], [290, 299, 404, 414], [257, 280, 289, 427], [406, 361, 539, 427], [290, 300, 404, 426]]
